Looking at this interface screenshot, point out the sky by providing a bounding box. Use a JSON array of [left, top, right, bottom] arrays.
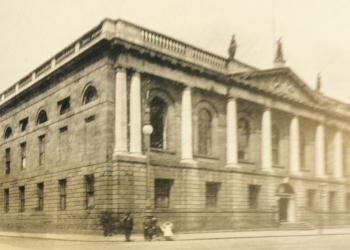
[[1, 0, 350, 102]]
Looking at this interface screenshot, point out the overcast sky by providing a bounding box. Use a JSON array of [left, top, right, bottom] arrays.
[[1, 0, 350, 102]]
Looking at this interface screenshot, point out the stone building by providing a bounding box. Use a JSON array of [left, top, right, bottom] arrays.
[[0, 18, 350, 234]]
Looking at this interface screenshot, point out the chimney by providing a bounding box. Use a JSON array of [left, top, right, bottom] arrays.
[[316, 72, 322, 92], [274, 38, 286, 68]]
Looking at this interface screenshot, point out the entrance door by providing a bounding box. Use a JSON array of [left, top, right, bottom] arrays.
[[278, 198, 289, 222]]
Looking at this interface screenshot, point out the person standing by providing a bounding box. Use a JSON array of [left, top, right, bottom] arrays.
[[123, 212, 134, 242], [160, 221, 174, 241]]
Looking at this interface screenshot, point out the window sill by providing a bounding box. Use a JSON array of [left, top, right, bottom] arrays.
[[150, 148, 176, 155], [194, 154, 219, 160]]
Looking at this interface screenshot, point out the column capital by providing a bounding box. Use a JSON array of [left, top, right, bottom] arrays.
[[114, 65, 127, 72]]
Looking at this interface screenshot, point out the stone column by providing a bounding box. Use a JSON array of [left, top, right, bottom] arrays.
[[226, 97, 238, 166], [289, 116, 300, 175], [181, 86, 194, 163], [333, 130, 343, 179], [261, 108, 272, 172], [315, 124, 325, 178], [129, 71, 142, 155], [114, 67, 128, 155]]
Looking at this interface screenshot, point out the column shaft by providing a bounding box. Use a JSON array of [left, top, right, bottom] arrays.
[[114, 67, 128, 154], [226, 97, 238, 166], [261, 108, 272, 171], [289, 116, 300, 174], [181, 86, 193, 162], [129, 71, 142, 154], [315, 124, 325, 177]]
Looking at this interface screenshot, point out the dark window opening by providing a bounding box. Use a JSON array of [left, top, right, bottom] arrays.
[[85, 175, 94, 209], [150, 97, 167, 149], [59, 179, 67, 210], [155, 179, 172, 208], [20, 142, 26, 170], [19, 117, 28, 132], [4, 127, 12, 139], [37, 183, 44, 211], [248, 185, 260, 209], [198, 109, 212, 155], [205, 182, 220, 208], [5, 148, 10, 175], [58, 97, 71, 115], [19, 186, 25, 212], [83, 86, 98, 104], [4, 189, 9, 213], [36, 110, 48, 125]]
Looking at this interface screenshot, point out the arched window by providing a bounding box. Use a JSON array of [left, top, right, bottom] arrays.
[[238, 118, 250, 160], [299, 132, 306, 170], [36, 109, 48, 125], [83, 85, 98, 104], [4, 127, 12, 139], [272, 125, 280, 165], [198, 108, 212, 155], [150, 97, 167, 149]]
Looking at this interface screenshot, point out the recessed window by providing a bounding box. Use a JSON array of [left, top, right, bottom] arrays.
[[248, 185, 260, 209], [198, 109, 212, 155], [83, 85, 98, 104], [155, 179, 173, 208], [205, 182, 220, 208], [272, 125, 280, 165], [38, 135, 46, 166], [4, 127, 12, 139], [150, 97, 168, 149], [58, 97, 71, 115], [36, 109, 48, 125], [19, 117, 28, 132], [59, 179, 67, 210], [20, 142, 26, 170], [4, 188, 9, 213], [37, 183, 44, 211], [19, 186, 25, 212], [238, 118, 250, 161], [306, 189, 316, 209], [5, 148, 11, 175], [329, 191, 336, 211], [85, 174, 94, 209]]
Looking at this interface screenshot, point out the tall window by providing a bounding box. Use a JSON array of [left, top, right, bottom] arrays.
[[38, 135, 46, 166], [4, 127, 12, 139], [36, 109, 48, 125], [306, 189, 316, 209], [5, 148, 11, 175], [346, 193, 350, 212], [150, 97, 167, 149], [59, 126, 68, 161], [4, 188, 9, 213], [238, 118, 250, 161], [248, 185, 260, 209], [198, 109, 212, 155], [155, 179, 172, 208], [83, 85, 98, 104], [20, 142, 26, 170], [37, 183, 44, 211], [328, 191, 336, 211], [299, 132, 306, 170], [272, 125, 280, 165], [59, 179, 67, 210], [205, 182, 220, 208], [19, 186, 25, 212], [58, 97, 71, 115], [85, 174, 94, 209]]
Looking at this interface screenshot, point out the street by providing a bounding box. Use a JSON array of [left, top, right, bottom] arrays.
[[0, 234, 350, 250]]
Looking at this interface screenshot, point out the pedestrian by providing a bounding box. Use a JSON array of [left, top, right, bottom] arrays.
[[123, 212, 133, 242], [143, 215, 152, 241], [160, 221, 174, 241]]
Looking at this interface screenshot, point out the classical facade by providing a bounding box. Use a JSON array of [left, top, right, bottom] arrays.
[[0, 18, 350, 233]]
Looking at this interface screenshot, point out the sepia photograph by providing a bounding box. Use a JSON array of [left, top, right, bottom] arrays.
[[1, 0, 350, 249]]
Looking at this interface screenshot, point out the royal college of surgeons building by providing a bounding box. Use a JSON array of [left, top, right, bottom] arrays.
[[0, 18, 350, 234]]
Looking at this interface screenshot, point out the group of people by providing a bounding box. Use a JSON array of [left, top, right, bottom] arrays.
[[122, 212, 174, 242]]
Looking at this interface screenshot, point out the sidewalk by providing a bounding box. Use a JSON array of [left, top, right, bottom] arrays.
[[0, 228, 350, 242]]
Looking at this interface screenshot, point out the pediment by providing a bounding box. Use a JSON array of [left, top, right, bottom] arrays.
[[234, 68, 318, 105]]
